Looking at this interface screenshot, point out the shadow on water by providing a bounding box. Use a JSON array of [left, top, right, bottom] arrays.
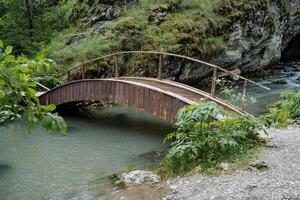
[[57, 104, 174, 136], [0, 164, 12, 176]]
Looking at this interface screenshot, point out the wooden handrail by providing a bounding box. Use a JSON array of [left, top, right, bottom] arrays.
[[42, 50, 270, 91]]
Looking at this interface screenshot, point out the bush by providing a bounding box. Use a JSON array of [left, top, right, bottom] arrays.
[[262, 91, 300, 128], [162, 102, 264, 175]]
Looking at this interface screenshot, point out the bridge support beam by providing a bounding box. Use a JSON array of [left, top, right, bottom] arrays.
[[211, 67, 218, 97], [158, 53, 163, 80]]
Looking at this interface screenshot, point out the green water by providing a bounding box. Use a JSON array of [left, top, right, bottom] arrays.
[[0, 106, 170, 200]]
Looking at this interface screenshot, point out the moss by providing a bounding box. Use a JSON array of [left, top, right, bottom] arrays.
[[44, 0, 290, 71]]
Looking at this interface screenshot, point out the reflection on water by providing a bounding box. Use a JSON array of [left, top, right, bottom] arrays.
[[0, 106, 171, 200]]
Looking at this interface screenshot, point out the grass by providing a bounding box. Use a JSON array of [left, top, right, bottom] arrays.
[[155, 143, 262, 179], [42, 0, 290, 75], [42, 0, 241, 70]]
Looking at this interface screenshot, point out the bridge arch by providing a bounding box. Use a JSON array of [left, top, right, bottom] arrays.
[[39, 79, 195, 123]]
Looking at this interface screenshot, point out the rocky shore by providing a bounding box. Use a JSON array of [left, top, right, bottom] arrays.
[[164, 126, 300, 200]]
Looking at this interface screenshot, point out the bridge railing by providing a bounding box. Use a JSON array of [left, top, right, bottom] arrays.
[[40, 51, 271, 111]]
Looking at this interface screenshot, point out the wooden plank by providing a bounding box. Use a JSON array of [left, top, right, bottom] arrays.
[[129, 84, 134, 107], [144, 88, 150, 113], [165, 95, 172, 122], [171, 98, 180, 123], [153, 91, 161, 117], [137, 86, 144, 110], [133, 85, 139, 109], [96, 80, 102, 101], [124, 83, 130, 105], [123, 82, 127, 105], [115, 82, 121, 104], [110, 81, 115, 103], [149, 90, 155, 114], [159, 93, 166, 119]]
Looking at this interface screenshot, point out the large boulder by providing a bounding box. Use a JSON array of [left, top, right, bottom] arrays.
[[121, 170, 161, 186]]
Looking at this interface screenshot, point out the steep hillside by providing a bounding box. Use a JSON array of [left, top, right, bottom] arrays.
[[44, 0, 300, 83]]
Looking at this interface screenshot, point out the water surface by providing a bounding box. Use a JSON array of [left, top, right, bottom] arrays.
[[0, 106, 170, 200]]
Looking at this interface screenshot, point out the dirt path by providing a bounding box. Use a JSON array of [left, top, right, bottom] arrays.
[[165, 127, 300, 200]]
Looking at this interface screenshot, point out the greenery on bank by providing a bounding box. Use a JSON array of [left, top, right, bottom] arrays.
[[43, 0, 288, 70], [0, 41, 67, 134], [160, 102, 265, 176], [262, 91, 300, 128], [0, 0, 76, 56]]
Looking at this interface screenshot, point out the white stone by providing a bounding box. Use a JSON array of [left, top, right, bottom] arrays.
[[121, 170, 161, 186]]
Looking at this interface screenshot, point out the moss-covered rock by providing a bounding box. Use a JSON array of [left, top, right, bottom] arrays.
[[45, 0, 300, 84]]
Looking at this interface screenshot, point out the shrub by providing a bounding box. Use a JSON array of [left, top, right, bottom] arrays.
[[262, 91, 300, 128], [163, 102, 264, 175]]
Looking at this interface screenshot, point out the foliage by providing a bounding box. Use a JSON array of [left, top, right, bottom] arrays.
[[43, 0, 232, 68], [0, 0, 76, 56], [0, 41, 67, 135], [43, 0, 287, 70], [162, 102, 264, 175], [262, 91, 300, 128], [217, 78, 256, 108], [31, 76, 62, 89]]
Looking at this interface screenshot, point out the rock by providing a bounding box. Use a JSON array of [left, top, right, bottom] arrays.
[[250, 160, 269, 170], [121, 170, 161, 186], [272, 79, 288, 84], [297, 76, 300, 81], [220, 162, 229, 171]]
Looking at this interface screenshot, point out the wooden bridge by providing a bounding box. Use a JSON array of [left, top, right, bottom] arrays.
[[39, 51, 270, 123]]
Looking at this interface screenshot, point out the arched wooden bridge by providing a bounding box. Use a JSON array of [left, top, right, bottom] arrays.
[[38, 51, 270, 123]]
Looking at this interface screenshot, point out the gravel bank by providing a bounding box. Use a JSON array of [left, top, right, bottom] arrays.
[[165, 127, 300, 200]]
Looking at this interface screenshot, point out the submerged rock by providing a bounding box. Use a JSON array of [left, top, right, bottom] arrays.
[[272, 79, 288, 84], [121, 170, 161, 186]]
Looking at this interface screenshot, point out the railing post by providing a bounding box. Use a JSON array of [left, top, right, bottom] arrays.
[[81, 64, 85, 79], [211, 67, 218, 97], [241, 80, 248, 111], [158, 53, 163, 80], [115, 54, 119, 78], [67, 70, 71, 82]]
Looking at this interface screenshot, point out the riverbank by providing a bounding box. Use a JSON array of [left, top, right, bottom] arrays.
[[164, 126, 300, 200]]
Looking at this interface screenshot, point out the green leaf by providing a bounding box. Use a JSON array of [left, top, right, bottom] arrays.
[[35, 52, 45, 61], [42, 104, 56, 112], [5, 46, 13, 55], [0, 40, 3, 49]]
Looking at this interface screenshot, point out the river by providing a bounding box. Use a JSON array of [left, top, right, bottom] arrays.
[[0, 64, 299, 200], [0, 106, 171, 200]]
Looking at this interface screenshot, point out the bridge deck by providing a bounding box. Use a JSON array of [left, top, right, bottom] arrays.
[[118, 77, 244, 115]]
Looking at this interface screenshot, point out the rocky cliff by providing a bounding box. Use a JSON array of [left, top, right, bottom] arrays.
[[50, 0, 300, 83]]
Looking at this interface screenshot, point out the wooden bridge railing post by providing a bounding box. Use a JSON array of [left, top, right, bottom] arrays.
[[241, 80, 248, 111], [158, 53, 163, 80], [211, 67, 218, 97], [81, 64, 86, 79], [115, 54, 119, 78]]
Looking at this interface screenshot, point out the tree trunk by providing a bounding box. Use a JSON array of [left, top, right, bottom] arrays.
[[24, 0, 34, 39]]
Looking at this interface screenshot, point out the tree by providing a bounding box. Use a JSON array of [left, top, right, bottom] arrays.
[[0, 40, 67, 135], [0, 0, 75, 55]]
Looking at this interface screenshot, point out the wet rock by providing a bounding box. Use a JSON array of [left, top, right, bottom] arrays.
[[297, 76, 300, 81], [250, 160, 268, 171], [121, 170, 161, 186], [272, 79, 288, 84]]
